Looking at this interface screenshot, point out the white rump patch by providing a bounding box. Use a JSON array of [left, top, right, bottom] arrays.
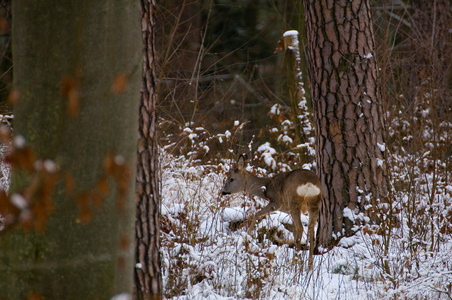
[[296, 183, 321, 197]]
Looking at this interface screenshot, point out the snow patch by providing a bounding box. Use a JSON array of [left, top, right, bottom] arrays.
[[377, 142, 386, 152], [14, 135, 26, 148], [269, 104, 280, 116], [343, 207, 355, 221], [110, 293, 132, 300], [10, 193, 27, 210], [283, 30, 299, 37], [257, 142, 277, 169], [222, 207, 246, 223], [376, 158, 385, 167]]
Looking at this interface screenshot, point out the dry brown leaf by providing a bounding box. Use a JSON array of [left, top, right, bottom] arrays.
[[27, 292, 44, 300], [7, 89, 20, 106], [97, 177, 109, 197], [112, 73, 128, 94], [0, 17, 8, 33], [61, 75, 80, 118]]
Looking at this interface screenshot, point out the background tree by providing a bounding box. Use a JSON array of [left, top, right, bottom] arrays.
[[0, 0, 11, 110], [0, 1, 141, 299], [302, 0, 387, 248], [135, 0, 162, 298], [156, 0, 306, 161]]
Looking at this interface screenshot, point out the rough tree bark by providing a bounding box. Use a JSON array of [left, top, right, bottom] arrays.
[[0, 1, 141, 299], [135, 0, 162, 299], [302, 0, 387, 249]]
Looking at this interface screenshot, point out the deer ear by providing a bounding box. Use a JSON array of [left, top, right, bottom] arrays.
[[237, 154, 247, 170]]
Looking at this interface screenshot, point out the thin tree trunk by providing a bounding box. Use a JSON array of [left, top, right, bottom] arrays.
[[135, 0, 162, 298], [303, 0, 387, 249]]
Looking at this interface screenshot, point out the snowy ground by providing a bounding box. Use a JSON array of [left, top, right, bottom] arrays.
[[0, 129, 450, 299], [161, 150, 452, 300]]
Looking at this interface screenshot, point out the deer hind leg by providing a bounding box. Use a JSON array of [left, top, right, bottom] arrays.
[[307, 201, 320, 270], [247, 202, 278, 234], [290, 210, 303, 251]]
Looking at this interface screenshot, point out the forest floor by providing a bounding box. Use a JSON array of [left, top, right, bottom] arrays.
[[1, 123, 451, 299], [160, 148, 452, 299]]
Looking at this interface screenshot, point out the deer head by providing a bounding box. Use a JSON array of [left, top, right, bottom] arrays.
[[222, 154, 248, 195]]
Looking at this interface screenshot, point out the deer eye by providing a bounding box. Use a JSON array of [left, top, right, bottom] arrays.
[[230, 178, 234, 182]]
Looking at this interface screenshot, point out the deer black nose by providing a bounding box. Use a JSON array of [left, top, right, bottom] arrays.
[[222, 191, 230, 195]]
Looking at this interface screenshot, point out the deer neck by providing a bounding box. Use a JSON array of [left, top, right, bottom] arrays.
[[244, 172, 271, 200]]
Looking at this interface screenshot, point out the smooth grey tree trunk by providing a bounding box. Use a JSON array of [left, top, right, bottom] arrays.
[[0, 1, 141, 299]]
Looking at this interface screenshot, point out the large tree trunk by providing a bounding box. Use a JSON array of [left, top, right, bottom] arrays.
[[0, 1, 141, 299], [134, 0, 162, 299], [303, 0, 387, 249]]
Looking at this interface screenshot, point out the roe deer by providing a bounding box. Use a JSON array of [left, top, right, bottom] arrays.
[[222, 154, 322, 270]]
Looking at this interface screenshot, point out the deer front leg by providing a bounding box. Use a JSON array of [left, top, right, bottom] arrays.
[[247, 202, 279, 234]]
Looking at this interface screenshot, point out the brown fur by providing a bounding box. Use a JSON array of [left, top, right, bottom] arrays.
[[222, 155, 322, 270]]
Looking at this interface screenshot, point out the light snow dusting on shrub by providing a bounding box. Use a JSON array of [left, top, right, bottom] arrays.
[[256, 142, 277, 170]]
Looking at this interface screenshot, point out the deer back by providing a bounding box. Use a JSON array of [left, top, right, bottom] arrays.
[[265, 169, 321, 214]]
